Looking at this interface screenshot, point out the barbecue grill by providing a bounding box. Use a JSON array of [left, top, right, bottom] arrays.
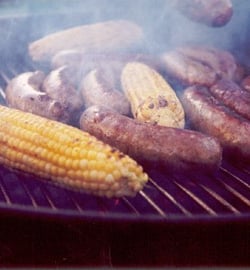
[[0, 0, 250, 267]]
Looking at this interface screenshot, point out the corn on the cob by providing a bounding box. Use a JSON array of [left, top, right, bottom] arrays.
[[0, 105, 148, 197], [121, 62, 185, 128], [29, 20, 144, 62]]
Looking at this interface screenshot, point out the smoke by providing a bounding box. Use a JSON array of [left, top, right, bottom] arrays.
[[133, 0, 250, 55], [2, 0, 250, 65]]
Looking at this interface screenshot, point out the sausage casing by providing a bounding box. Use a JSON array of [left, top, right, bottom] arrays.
[[176, 46, 237, 81], [5, 71, 66, 122], [42, 66, 84, 125], [182, 85, 250, 159], [174, 0, 233, 27], [210, 79, 250, 121], [161, 51, 217, 87], [80, 68, 131, 116], [80, 105, 222, 172]]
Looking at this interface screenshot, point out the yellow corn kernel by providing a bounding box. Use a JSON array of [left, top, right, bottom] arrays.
[[121, 61, 185, 128], [0, 105, 148, 197]]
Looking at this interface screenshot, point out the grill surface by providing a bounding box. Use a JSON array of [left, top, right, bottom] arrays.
[[0, 2, 250, 225], [1, 62, 250, 222], [1, 147, 250, 222], [1, 4, 250, 267]]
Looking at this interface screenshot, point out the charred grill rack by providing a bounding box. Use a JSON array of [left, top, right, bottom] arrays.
[[1, 60, 250, 219], [1, 42, 250, 222], [0, 107, 250, 221], [1, 1, 250, 267]]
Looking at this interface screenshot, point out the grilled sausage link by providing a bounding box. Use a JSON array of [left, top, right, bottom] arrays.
[[174, 0, 233, 27], [161, 51, 217, 87], [80, 68, 131, 116], [80, 105, 222, 172], [42, 65, 84, 125], [5, 71, 66, 122], [241, 75, 250, 92], [161, 46, 238, 87], [176, 46, 237, 81], [210, 79, 250, 121], [182, 85, 250, 159]]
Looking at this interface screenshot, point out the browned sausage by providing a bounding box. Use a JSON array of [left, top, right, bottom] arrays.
[[176, 46, 237, 80], [174, 0, 233, 27], [210, 79, 250, 121], [182, 85, 250, 159], [80, 68, 131, 116], [42, 65, 84, 125], [241, 75, 250, 92], [5, 71, 66, 122], [161, 50, 217, 87], [80, 105, 222, 172], [160, 46, 239, 87]]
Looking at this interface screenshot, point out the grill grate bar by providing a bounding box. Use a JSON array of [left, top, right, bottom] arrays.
[[200, 185, 240, 214], [0, 61, 250, 219], [18, 178, 39, 208], [0, 70, 11, 84], [39, 184, 58, 211], [221, 183, 250, 208], [148, 178, 192, 216], [0, 178, 12, 205], [220, 166, 250, 190], [121, 197, 140, 215], [242, 167, 250, 175], [0, 87, 6, 100], [139, 191, 166, 217], [174, 182, 217, 216], [67, 194, 85, 213]]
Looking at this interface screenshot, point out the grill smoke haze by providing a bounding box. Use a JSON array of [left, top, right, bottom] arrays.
[[0, 0, 249, 63]]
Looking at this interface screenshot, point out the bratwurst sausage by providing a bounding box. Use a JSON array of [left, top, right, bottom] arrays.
[[5, 71, 66, 122], [42, 65, 84, 125], [176, 46, 237, 81], [182, 85, 250, 159], [80, 105, 222, 172], [160, 46, 238, 87], [80, 68, 131, 116], [210, 79, 250, 121], [173, 0, 233, 27]]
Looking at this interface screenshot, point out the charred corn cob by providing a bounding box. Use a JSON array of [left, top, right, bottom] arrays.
[[29, 20, 144, 62], [0, 105, 148, 197], [121, 62, 185, 128]]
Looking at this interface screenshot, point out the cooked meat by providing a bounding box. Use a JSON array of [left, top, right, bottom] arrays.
[[80, 105, 222, 172], [161, 50, 217, 86], [174, 0, 233, 27], [182, 85, 250, 159], [42, 65, 84, 125], [176, 46, 237, 80], [241, 75, 250, 92], [80, 68, 131, 116], [5, 71, 67, 122], [210, 79, 250, 121]]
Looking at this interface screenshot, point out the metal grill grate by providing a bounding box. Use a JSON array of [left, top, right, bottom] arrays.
[[1, 63, 250, 221]]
